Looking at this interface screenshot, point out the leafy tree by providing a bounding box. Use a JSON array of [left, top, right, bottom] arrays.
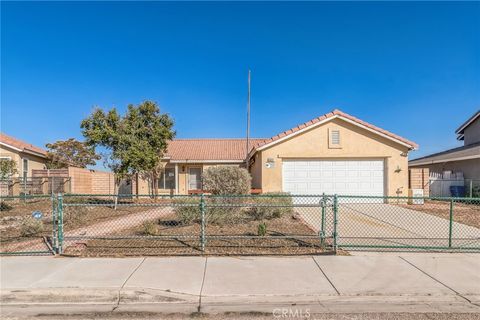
[[80, 100, 175, 196], [45, 138, 101, 169], [0, 159, 18, 179]]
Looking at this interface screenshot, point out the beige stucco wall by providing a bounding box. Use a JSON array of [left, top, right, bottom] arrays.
[[250, 152, 263, 189], [0, 145, 21, 170], [0, 145, 47, 177], [256, 118, 411, 196]]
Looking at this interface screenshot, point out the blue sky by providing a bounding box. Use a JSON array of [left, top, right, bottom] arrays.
[[1, 2, 479, 165]]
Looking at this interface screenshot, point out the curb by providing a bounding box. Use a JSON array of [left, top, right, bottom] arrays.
[[2, 288, 480, 314]]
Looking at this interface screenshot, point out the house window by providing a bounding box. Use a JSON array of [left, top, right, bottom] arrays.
[[331, 130, 340, 145], [158, 167, 176, 189], [23, 159, 28, 178]]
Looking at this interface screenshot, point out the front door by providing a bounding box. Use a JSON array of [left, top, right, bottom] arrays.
[[188, 167, 202, 191]]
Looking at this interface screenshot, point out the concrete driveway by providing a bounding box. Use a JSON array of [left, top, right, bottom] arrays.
[[297, 203, 480, 249]]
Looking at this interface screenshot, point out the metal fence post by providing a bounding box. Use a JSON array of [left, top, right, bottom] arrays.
[[333, 194, 338, 253], [51, 194, 58, 253], [57, 194, 64, 254], [200, 193, 206, 252], [448, 198, 454, 248], [23, 176, 27, 203], [320, 193, 326, 247]]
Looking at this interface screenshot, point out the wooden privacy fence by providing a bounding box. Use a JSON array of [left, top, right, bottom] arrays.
[[0, 168, 118, 197], [0, 176, 71, 196]]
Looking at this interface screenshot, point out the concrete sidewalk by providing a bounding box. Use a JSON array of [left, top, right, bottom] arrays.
[[1, 253, 480, 316]]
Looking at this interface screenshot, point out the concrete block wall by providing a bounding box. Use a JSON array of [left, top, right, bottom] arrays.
[[68, 167, 93, 194], [91, 170, 116, 194], [409, 168, 430, 196], [32, 167, 117, 195]]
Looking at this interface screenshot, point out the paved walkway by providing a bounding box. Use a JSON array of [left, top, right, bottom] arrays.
[[65, 206, 175, 238], [1, 253, 480, 315]]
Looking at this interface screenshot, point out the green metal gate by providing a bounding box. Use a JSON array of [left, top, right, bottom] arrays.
[[334, 195, 480, 251], [0, 194, 57, 255]]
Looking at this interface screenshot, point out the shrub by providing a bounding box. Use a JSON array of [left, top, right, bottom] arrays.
[[257, 222, 267, 236], [206, 204, 245, 225], [200, 166, 252, 225], [0, 201, 12, 211], [472, 185, 480, 198], [20, 217, 44, 237], [250, 193, 294, 220], [142, 220, 158, 236], [202, 166, 251, 195], [64, 207, 88, 227], [174, 198, 201, 225], [173, 197, 245, 225]]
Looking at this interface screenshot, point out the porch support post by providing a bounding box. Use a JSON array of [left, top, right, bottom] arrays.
[[175, 163, 179, 195]]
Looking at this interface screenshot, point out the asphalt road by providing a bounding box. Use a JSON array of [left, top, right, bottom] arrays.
[[3, 311, 480, 320]]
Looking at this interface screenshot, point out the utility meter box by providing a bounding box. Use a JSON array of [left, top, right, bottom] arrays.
[[408, 189, 424, 205]]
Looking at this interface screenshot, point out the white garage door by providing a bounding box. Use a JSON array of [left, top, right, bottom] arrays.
[[282, 160, 384, 196]]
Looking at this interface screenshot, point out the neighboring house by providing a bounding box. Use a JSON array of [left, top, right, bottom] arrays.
[[159, 109, 418, 197], [0, 132, 48, 178], [409, 110, 480, 180]]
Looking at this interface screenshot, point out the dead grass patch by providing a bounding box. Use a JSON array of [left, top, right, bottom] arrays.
[[63, 213, 331, 256]]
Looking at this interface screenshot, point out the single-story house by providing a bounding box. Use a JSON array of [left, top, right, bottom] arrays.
[[409, 110, 480, 180], [0, 132, 48, 178], [159, 109, 418, 197]]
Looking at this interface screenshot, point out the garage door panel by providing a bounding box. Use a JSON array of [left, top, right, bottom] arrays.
[[283, 160, 384, 196]]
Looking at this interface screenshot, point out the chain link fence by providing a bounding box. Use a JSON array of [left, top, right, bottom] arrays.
[[59, 194, 330, 256], [1, 193, 479, 256], [0, 177, 71, 197], [0, 195, 56, 255], [336, 195, 480, 251]]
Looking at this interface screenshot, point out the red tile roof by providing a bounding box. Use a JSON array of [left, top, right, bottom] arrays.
[[255, 109, 418, 150], [165, 109, 418, 161], [0, 132, 47, 157], [166, 139, 267, 161]]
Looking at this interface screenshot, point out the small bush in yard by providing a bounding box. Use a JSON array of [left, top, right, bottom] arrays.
[[174, 198, 201, 224], [0, 201, 12, 211], [472, 185, 480, 198], [142, 221, 158, 236], [202, 166, 251, 195], [64, 207, 89, 227], [251, 193, 294, 220], [206, 205, 245, 225], [202, 166, 252, 224], [257, 222, 267, 236], [20, 217, 44, 237]]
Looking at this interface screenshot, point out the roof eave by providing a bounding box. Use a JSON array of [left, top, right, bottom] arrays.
[[409, 154, 480, 166], [255, 114, 417, 152], [168, 159, 245, 164], [455, 111, 480, 135], [23, 149, 48, 159]]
